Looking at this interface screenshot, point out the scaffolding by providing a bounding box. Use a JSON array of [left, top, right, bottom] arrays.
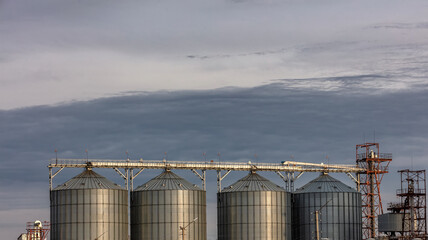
[[356, 143, 392, 239], [387, 169, 427, 239]]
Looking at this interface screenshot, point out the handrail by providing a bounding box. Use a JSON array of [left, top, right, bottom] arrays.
[[356, 153, 392, 161], [48, 158, 365, 173]]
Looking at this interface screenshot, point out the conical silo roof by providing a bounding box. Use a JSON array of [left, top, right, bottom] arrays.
[[53, 169, 124, 190], [222, 172, 285, 192], [294, 173, 357, 193], [134, 170, 202, 191]]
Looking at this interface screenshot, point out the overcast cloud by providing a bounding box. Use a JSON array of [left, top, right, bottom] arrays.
[[1, 80, 428, 239], [1, 0, 428, 239]]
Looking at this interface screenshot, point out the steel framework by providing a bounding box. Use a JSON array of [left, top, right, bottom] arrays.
[[26, 221, 50, 240], [388, 169, 427, 239], [48, 147, 392, 239], [48, 158, 364, 193], [356, 143, 392, 239]]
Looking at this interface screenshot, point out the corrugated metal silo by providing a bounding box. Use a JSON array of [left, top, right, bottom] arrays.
[[50, 168, 128, 240], [293, 173, 362, 240], [131, 170, 206, 240], [218, 172, 292, 240]]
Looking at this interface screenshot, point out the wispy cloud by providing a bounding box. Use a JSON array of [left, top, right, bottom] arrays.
[[370, 22, 428, 29], [1, 0, 428, 109]]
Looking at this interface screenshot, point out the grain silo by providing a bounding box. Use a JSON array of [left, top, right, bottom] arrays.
[[131, 170, 206, 240], [218, 171, 292, 240], [50, 168, 128, 240], [293, 173, 362, 240]]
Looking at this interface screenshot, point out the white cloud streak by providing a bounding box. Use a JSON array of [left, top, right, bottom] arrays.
[[1, 0, 428, 109]]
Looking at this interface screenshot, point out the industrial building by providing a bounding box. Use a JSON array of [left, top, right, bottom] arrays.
[[50, 168, 128, 240], [218, 172, 291, 240], [131, 170, 207, 240], [378, 169, 427, 239], [293, 173, 362, 240], [36, 143, 426, 240]]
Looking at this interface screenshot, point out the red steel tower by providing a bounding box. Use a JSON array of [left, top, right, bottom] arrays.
[[356, 143, 392, 239], [26, 221, 50, 240]]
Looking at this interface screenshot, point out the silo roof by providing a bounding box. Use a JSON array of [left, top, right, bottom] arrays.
[[134, 171, 202, 191], [222, 172, 286, 192], [53, 169, 124, 190], [294, 173, 357, 193]]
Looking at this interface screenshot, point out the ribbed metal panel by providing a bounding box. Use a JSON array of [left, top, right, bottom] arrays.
[[131, 171, 207, 240], [222, 173, 286, 192], [294, 173, 357, 193], [134, 171, 201, 191], [378, 213, 407, 232], [218, 172, 292, 240], [293, 173, 362, 240], [53, 170, 123, 190], [50, 169, 128, 240]]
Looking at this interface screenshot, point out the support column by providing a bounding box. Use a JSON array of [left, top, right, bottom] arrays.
[[191, 169, 207, 191], [49, 167, 53, 191], [217, 170, 222, 192], [130, 168, 134, 191], [217, 170, 231, 192]]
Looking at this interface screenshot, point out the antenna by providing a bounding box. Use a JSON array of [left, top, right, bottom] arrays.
[[54, 149, 58, 165], [85, 149, 88, 163], [254, 153, 258, 163], [373, 130, 376, 143], [202, 152, 206, 162], [163, 152, 168, 170]]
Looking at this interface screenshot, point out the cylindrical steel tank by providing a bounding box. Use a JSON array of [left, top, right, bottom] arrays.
[[378, 213, 408, 233], [217, 171, 292, 240], [131, 170, 206, 240], [50, 168, 128, 240], [293, 173, 362, 240]]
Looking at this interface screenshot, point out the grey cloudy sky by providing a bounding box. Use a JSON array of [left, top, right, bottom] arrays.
[[1, 0, 428, 109], [1, 0, 428, 239]]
